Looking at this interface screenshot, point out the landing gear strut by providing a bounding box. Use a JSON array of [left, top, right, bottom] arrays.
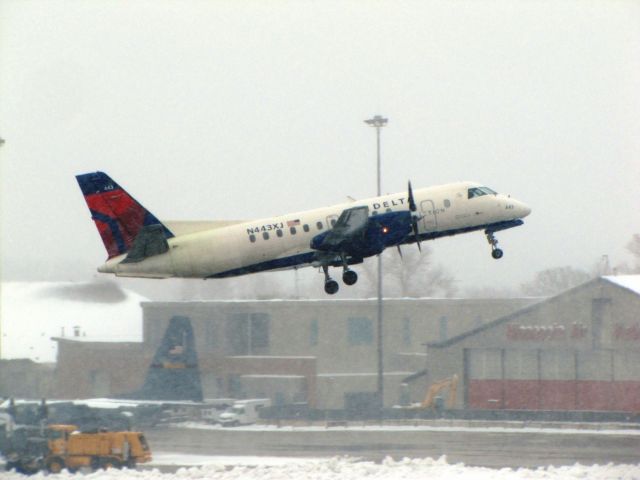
[[339, 253, 358, 286], [486, 231, 504, 259], [323, 265, 339, 295]]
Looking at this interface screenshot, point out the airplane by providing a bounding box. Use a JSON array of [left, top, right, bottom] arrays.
[[76, 172, 531, 294]]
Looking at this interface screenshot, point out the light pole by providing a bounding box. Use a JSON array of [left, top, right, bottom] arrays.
[[364, 114, 387, 415]]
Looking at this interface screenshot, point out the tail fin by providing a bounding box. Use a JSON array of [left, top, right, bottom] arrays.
[[122, 316, 203, 402], [76, 171, 173, 259]]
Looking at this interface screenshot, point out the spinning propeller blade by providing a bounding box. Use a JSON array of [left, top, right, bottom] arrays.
[[408, 181, 422, 252]]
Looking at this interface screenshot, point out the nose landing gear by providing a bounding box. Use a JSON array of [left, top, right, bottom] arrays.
[[486, 231, 504, 259]]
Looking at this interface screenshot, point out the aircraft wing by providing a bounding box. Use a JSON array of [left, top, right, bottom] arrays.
[[312, 206, 370, 252], [310, 206, 413, 263]]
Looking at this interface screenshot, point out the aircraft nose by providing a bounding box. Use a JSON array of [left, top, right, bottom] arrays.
[[517, 201, 531, 218]]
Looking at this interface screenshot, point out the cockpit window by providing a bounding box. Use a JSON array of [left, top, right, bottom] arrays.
[[468, 186, 497, 199]]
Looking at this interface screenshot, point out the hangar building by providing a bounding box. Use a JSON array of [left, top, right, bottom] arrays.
[[426, 276, 640, 412]]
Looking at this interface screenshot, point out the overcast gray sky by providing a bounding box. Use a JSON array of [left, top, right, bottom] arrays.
[[1, 0, 639, 293]]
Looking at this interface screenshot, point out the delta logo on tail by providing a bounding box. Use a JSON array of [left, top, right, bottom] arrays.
[[76, 172, 174, 259]]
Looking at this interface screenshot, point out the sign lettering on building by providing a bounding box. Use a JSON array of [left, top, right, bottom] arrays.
[[614, 323, 640, 341], [506, 322, 587, 341]]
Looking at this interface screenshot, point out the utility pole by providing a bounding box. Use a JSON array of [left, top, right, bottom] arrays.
[[364, 115, 388, 415]]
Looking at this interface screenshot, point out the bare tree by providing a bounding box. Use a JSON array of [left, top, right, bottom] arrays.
[[520, 266, 592, 297], [357, 246, 456, 298], [464, 285, 520, 298], [625, 234, 640, 273]]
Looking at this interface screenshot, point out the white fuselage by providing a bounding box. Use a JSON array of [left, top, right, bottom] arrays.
[[98, 181, 530, 279]]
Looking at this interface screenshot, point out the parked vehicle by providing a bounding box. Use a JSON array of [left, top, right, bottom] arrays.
[[3, 424, 151, 474], [200, 399, 235, 424], [219, 399, 271, 427]]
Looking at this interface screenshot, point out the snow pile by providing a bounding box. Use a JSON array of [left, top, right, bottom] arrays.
[[2, 456, 640, 479], [1, 281, 146, 363]]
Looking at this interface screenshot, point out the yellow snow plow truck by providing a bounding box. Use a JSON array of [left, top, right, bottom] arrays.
[[4, 424, 152, 474]]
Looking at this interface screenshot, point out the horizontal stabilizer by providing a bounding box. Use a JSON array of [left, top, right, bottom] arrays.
[[122, 224, 170, 263]]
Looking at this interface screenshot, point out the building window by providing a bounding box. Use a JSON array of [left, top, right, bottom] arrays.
[[225, 313, 270, 354], [249, 234, 256, 243], [206, 321, 218, 350], [402, 317, 411, 346], [348, 317, 373, 346], [262, 231, 269, 240], [303, 224, 310, 232], [276, 229, 283, 238], [228, 374, 243, 397], [310, 319, 319, 346], [316, 221, 323, 230], [250, 313, 270, 349], [290, 227, 297, 235], [439, 316, 448, 342]]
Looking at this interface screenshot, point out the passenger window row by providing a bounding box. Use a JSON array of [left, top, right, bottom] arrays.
[[249, 220, 324, 243]]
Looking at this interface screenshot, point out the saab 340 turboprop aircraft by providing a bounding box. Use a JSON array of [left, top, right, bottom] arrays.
[[76, 172, 531, 294]]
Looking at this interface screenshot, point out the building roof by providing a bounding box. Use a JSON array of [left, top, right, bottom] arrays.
[[426, 276, 639, 349], [603, 275, 640, 296], [1, 281, 146, 363]]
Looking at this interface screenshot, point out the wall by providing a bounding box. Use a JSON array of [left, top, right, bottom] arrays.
[[0, 359, 55, 399], [427, 278, 640, 411], [141, 298, 533, 407]]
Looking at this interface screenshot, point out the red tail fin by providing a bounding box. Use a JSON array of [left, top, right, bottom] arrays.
[[76, 172, 173, 258]]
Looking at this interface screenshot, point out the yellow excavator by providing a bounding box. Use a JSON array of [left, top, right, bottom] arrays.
[[419, 374, 459, 409]]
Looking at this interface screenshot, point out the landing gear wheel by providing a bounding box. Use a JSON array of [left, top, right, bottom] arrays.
[[486, 231, 504, 260], [342, 270, 358, 286], [324, 279, 339, 295]]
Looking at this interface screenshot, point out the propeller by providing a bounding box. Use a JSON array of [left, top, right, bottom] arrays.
[[407, 181, 422, 251]]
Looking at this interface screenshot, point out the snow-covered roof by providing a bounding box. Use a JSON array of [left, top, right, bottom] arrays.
[[603, 275, 640, 296], [1, 281, 147, 363]]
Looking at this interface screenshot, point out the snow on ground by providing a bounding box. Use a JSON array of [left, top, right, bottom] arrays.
[[2, 456, 640, 479], [170, 421, 640, 437], [0, 281, 146, 363], [150, 453, 324, 467]]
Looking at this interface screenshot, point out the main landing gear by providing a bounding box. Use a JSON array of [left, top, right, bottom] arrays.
[[322, 264, 358, 295], [486, 231, 504, 259]]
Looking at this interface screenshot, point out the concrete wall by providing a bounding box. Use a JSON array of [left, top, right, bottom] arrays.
[[0, 359, 55, 399], [53, 339, 148, 399]]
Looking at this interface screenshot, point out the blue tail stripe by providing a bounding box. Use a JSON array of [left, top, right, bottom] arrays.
[[89, 209, 127, 255]]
